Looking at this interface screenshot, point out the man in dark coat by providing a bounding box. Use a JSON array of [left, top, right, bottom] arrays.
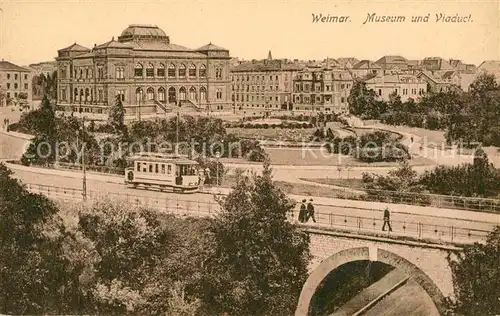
[[299, 199, 307, 223], [306, 199, 316, 223], [382, 207, 392, 231]]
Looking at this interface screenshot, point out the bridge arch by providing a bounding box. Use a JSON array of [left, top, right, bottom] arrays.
[[295, 246, 447, 316]]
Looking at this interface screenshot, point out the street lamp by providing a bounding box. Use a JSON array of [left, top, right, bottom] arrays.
[[215, 150, 221, 186], [337, 166, 342, 179]]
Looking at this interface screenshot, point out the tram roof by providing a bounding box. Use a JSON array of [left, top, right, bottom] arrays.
[[128, 152, 199, 164]]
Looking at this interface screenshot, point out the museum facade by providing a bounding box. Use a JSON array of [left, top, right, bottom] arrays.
[[55, 25, 232, 116]]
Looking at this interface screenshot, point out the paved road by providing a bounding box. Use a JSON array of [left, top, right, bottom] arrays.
[[12, 168, 497, 244]]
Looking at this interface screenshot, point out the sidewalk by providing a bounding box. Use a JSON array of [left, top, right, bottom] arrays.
[[0, 128, 34, 141]]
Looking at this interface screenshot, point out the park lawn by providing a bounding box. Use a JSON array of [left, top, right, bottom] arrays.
[[227, 127, 316, 142], [218, 174, 355, 199], [264, 148, 435, 167], [367, 122, 446, 147], [301, 178, 365, 190]]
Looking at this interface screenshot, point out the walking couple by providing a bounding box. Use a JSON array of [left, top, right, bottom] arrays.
[[299, 199, 316, 223]]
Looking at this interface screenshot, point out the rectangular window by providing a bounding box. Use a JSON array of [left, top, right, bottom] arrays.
[[24, 83, 28, 90], [155, 164, 159, 173], [14, 74, 18, 80], [189, 67, 196, 77], [167, 165, 172, 175], [136, 162, 141, 171], [146, 67, 154, 77], [216, 88, 222, 99], [216, 68, 222, 79], [157, 68, 165, 77], [161, 164, 166, 174], [135, 68, 143, 77], [7, 74, 10, 79], [149, 164, 153, 173], [7, 83, 10, 89], [14, 83, 18, 89], [378, 89, 382, 96], [142, 164, 147, 172], [24, 74, 28, 80], [168, 67, 176, 78]]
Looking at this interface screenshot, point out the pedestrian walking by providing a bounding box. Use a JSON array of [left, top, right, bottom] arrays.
[[382, 207, 392, 232], [298, 199, 307, 223], [306, 199, 316, 223], [410, 136, 414, 143]]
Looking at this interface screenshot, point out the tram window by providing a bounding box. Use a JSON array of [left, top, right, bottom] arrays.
[[136, 162, 141, 171], [149, 164, 153, 173], [155, 164, 159, 173], [168, 165, 172, 175], [161, 164, 165, 174], [142, 163, 147, 172]]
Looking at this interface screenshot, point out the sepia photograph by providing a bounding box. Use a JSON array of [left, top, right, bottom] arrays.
[[0, 0, 499, 315]]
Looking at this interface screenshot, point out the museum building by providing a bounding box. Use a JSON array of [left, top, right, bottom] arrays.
[[55, 25, 232, 116]]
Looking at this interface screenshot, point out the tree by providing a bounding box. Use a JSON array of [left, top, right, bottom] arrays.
[[347, 81, 378, 118], [198, 159, 311, 315], [0, 164, 83, 314], [108, 95, 126, 133], [77, 200, 206, 315], [447, 226, 500, 315]]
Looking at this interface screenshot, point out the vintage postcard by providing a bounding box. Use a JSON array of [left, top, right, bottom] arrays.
[[0, 0, 499, 315]]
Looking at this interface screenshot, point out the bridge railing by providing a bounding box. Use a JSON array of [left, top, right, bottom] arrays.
[[25, 183, 491, 244], [321, 186, 500, 214]]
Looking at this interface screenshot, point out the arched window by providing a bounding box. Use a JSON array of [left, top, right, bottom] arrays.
[[157, 64, 165, 77], [74, 88, 79, 102], [146, 87, 155, 100], [200, 86, 207, 101], [80, 69, 83, 79], [189, 64, 196, 77], [179, 87, 186, 100], [158, 87, 166, 102], [134, 63, 143, 77], [168, 87, 176, 103], [136, 87, 144, 103], [85, 88, 90, 102], [146, 64, 154, 77], [189, 87, 197, 100], [179, 64, 186, 77], [116, 67, 125, 79], [199, 64, 207, 78], [79, 89, 84, 103], [168, 64, 176, 78]]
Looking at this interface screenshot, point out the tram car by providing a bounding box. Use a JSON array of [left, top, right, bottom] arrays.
[[125, 152, 200, 193]]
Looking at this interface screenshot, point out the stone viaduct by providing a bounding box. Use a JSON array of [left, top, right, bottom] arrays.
[[296, 228, 462, 316]]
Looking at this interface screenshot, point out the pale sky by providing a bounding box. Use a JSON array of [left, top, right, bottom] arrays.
[[0, 0, 499, 66]]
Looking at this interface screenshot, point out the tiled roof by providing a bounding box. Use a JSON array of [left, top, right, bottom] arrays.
[[441, 71, 457, 79], [352, 60, 382, 69], [196, 43, 228, 51], [58, 42, 91, 52], [375, 55, 408, 65], [365, 74, 420, 84], [0, 60, 31, 72], [477, 60, 500, 73]]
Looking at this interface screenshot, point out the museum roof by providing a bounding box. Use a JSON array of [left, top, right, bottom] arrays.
[[196, 43, 228, 51], [58, 42, 91, 53], [120, 24, 167, 38], [95, 38, 131, 49]]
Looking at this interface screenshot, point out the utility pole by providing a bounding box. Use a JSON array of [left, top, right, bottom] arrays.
[[138, 89, 143, 121], [176, 106, 180, 155], [82, 116, 87, 201]]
